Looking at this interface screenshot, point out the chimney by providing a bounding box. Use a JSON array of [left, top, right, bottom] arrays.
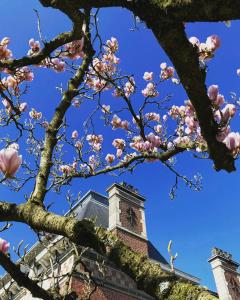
[[107, 182, 148, 255], [208, 248, 240, 300]]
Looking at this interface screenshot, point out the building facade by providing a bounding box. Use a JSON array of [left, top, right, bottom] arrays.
[[0, 183, 203, 299]]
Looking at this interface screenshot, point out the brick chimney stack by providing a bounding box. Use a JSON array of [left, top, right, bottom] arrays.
[[107, 182, 148, 255], [208, 248, 240, 300]]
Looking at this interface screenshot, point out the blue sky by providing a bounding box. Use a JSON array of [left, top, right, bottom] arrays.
[[1, 0, 240, 292]]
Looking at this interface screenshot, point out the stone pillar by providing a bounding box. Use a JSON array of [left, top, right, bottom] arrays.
[[208, 248, 240, 300], [107, 182, 148, 254]]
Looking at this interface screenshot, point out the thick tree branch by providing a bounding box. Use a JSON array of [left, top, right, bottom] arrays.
[[0, 20, 83, 70], [0, 201, 216, 299], [0, 252, 56, 300], [29, 10, 95, 205], [40, 0, 240, 22], [146, 21, 235, 172]]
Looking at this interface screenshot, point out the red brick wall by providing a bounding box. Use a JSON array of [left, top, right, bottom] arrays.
[[71, 277, 139, 300], [112, 228, 148, 255], [119, 201, 143, 235]]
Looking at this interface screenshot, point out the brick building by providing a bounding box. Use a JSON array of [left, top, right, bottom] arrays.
[[0, 182, 201, 299]]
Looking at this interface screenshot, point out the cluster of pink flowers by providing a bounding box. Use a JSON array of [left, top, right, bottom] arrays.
[[111, 114, 129, 130], [145, 112, 160, 122], [88, 155, 99, 171], [154, 124, 163, 133], [223, 132, 240, 153], [142, 82, 159, 98], [168, 136, 194, 150], [28, 38, 41, 55], [86, 134, 103, 151], [167, 84, 240, 155], [0, 144, 22, 178], [0, 37, 12, 60], [1, 66, 34, 92], [0, 238, 10, 253], [86, 37, 120, 92], [189, 35, 221, 61], [28, 38, 66, 72], [112, 138, 126, 158], [49, 58, 65, 72], [59, 162, 77, 175], [61, 38, 84, 60], [124, 77, 135, 98], [29, 108, 42, 119], [130, 133, 161, 153], [160, 63, 175, 80], [105, 37, 119, 53]]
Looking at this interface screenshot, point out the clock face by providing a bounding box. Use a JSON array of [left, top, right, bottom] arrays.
[[126, 206, 137, 227]]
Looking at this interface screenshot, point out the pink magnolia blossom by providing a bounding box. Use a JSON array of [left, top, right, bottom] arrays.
[[89, 155, 98, 171], [189, 37, 200, 47], [206, 35, 221, 51], [116, 148, 123, 158], [28, 38, 41, 55], [51, 58, 65, 72], [142, 82, 158, 98], [208, 85, 219, 101], [163, 114, 168, 121], [111, 115, 129, 130], [145, 112, 160, 122], [59, 165, 73, 175], [2, 99, 12, 114], [0, 37, 12, 60], [71, 130, 78, 139], [160, 63, 175, 80], [105, 37, 119, 53], [75, 140, 82, 150], [222, 104, 236, 120], [72, 161, 77, 171], [62, 38, 84, 60], [0, 238, 10, 253], [105, 154, 115, 164], [19, 102, 28, 112], [223, 132, 240, 152], [112, 138, 126, 150], [87, 134, 103, 151], [124, 77, 135, 98], [143, 72, 153, 81], [0, 146, 22, 178], [29, 108, 42, 119], [72, 99, 80, 107], [154, 124, 163, 133]]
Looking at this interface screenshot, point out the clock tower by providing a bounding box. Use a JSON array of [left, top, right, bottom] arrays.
[[107, 182, 148, 255]]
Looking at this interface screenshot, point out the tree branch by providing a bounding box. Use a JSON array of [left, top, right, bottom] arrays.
[[0, 201, 217, 299], [146, 21, 235, 172], [0, 252, 56, 300], [29, 10, 95, 205], [39, 0, 240, 23]]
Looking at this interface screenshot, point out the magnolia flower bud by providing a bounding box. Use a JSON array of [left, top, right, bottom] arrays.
[[0, 238, 10, 253], [0, 147, 22, 178], [208, 85, 219, 101], [71, 130, 78, 139]]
